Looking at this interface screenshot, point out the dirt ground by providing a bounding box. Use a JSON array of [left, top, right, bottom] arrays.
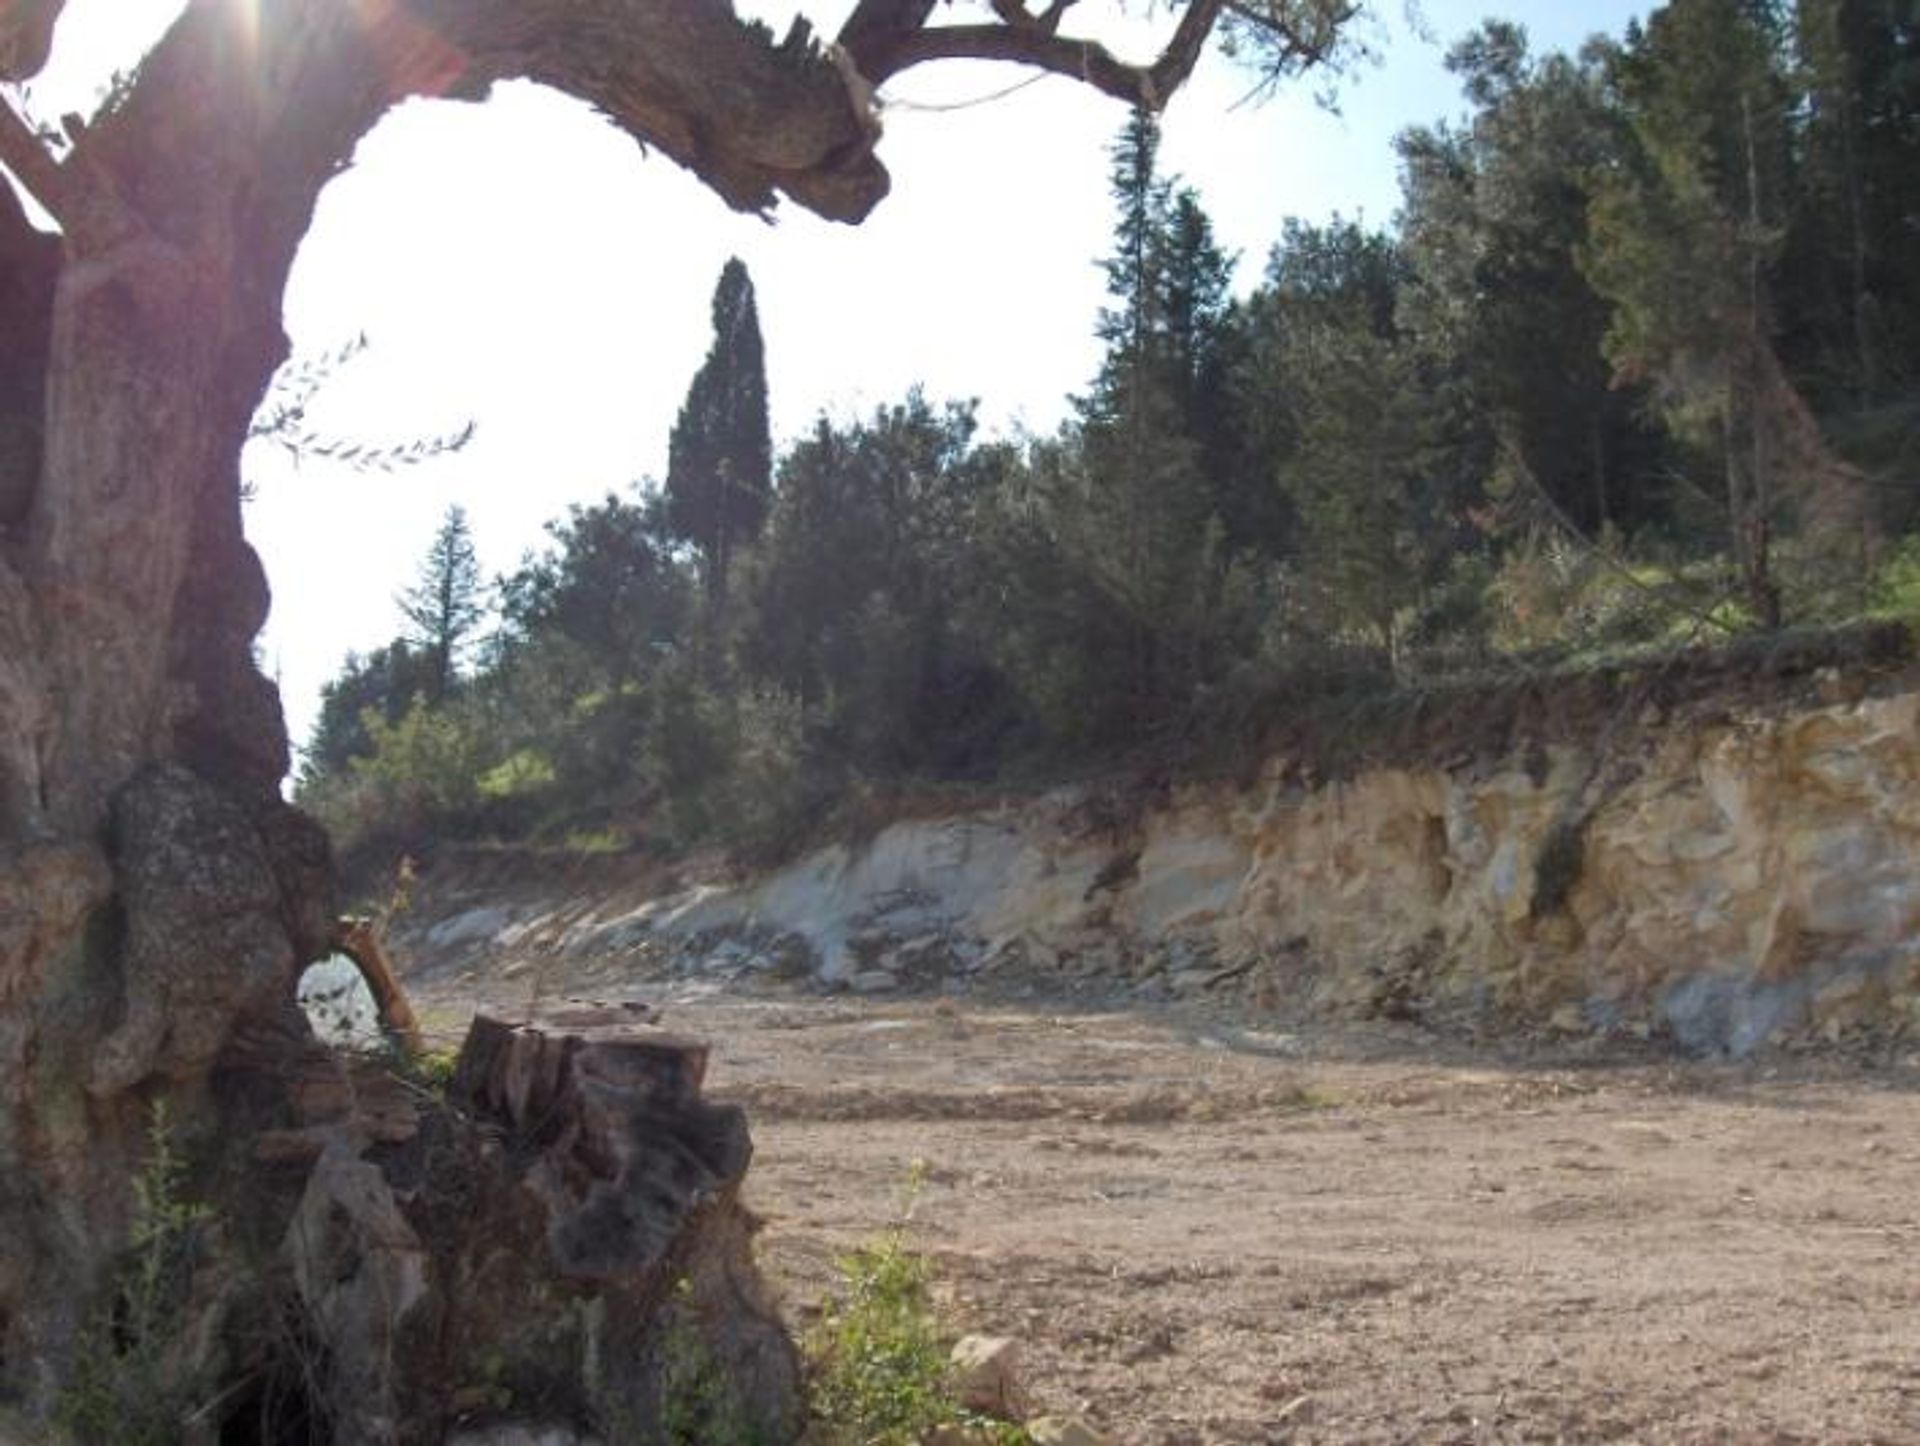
[[408, 965, 1920, 1445]]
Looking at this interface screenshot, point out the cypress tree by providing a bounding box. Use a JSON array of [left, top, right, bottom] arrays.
[[665, 257, 773, 605]]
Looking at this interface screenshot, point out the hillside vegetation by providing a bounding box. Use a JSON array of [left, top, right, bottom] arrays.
[[299, 2, 1920, 865]]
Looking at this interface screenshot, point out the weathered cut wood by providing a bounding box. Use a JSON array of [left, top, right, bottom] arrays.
[[451, 1005, 749, 1280]]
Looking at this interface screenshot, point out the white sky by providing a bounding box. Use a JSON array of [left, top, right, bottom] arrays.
[[11, 0, 1645, 758]]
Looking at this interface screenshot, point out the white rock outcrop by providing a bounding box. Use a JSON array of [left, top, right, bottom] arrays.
[[404, 671, 1920, 1056]]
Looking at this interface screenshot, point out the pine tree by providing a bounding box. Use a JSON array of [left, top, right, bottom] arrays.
[[743, 393, 1004, 769], [1100, 111, 1167, 350], [1395, 23, 1664, 536], [1069, 109, 1242, 724], [1582, 0, 1838, 626], [1791, 0, 1920, 416], [500, 491, 689, 689], [1258, 219, 1454, 667], [665, 257, 772, 606], [1089, 109, 1235, 438], [397, 503, 484, 700], [299, 639, 438, 786]]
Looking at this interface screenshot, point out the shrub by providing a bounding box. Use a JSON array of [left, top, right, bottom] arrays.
[[1867, 534, 1920, 621], [806, 1169, 1031, 1446], [807, 1230, 951, 1446]]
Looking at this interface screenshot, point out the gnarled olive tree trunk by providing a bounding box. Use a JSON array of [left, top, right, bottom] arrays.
[[0, 5, 893, 1424], [0, 0, 1333, 1433]]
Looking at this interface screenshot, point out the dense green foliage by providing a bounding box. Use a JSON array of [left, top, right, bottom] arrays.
[[805, 1230, 950, 1445], [301, 5, 1920, 860]]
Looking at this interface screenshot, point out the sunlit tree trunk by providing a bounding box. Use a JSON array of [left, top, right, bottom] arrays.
[[0, 0, 893, 1414]]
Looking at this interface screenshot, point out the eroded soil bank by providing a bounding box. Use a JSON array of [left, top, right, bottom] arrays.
[[407, 957, 1920, 1446], [388, 627, 1920, 1060]]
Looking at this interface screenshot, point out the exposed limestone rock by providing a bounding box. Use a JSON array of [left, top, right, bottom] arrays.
[[950, 1333, 1028, 1419], [430, 903, 516, 952], [925, 1426, 1008, 1446], [415, 676, 1920, 1057]]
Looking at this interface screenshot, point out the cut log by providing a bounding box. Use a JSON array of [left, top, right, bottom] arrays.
[[451, 1005, 749, 1279]]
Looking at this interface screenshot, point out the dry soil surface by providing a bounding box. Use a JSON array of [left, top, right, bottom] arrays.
[[408, 969, 1920, 1445]]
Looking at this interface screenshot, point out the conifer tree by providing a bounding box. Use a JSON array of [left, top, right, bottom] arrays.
[[1260, 219, 1454, 667], [300, 639, 439, 786], [1791, 0, 1920, 416], [1583, 0, 1837, 625], [1073, 108, 1237, 722], [398, 503, 484, 700], [1395, 23, 1662, 536], [665, 257, 773, 606], [501, 492, 689, 689]]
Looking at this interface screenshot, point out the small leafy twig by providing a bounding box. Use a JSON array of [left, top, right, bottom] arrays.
[[248, 334, 476, 477]]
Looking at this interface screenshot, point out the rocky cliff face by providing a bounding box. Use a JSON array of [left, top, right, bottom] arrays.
[[404, 643, 1920, 1058]]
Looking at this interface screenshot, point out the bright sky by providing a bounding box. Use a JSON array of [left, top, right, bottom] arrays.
[[13, 0, 1646, 760]]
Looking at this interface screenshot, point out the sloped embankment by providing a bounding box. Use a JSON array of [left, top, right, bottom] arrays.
[[397, 627, 1920, 1056]]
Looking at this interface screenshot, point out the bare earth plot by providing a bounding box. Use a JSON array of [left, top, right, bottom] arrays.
[[409, 970, 1920, 1445]]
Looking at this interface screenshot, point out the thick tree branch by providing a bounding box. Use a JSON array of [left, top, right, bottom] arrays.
[[854, 0, 1226, 110], [0, 94, 60, 207], [399, 0, 892, 221], [0, 82, 135, 244], [0, 101, 135, 246], [0, 0, 62, 82], [840, 0, 941, 68]]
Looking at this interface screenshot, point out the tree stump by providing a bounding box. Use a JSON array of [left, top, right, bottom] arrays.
[[449, 1004, 750, 1279], [247, 1003, 799, 1443]]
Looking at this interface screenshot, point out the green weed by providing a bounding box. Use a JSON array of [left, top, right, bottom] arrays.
[[55, 1101, 215, 1446], [1868, 535, 1920, 621], [396, 1044, 460, 1098], [806, 1166, 1031, 1446]]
